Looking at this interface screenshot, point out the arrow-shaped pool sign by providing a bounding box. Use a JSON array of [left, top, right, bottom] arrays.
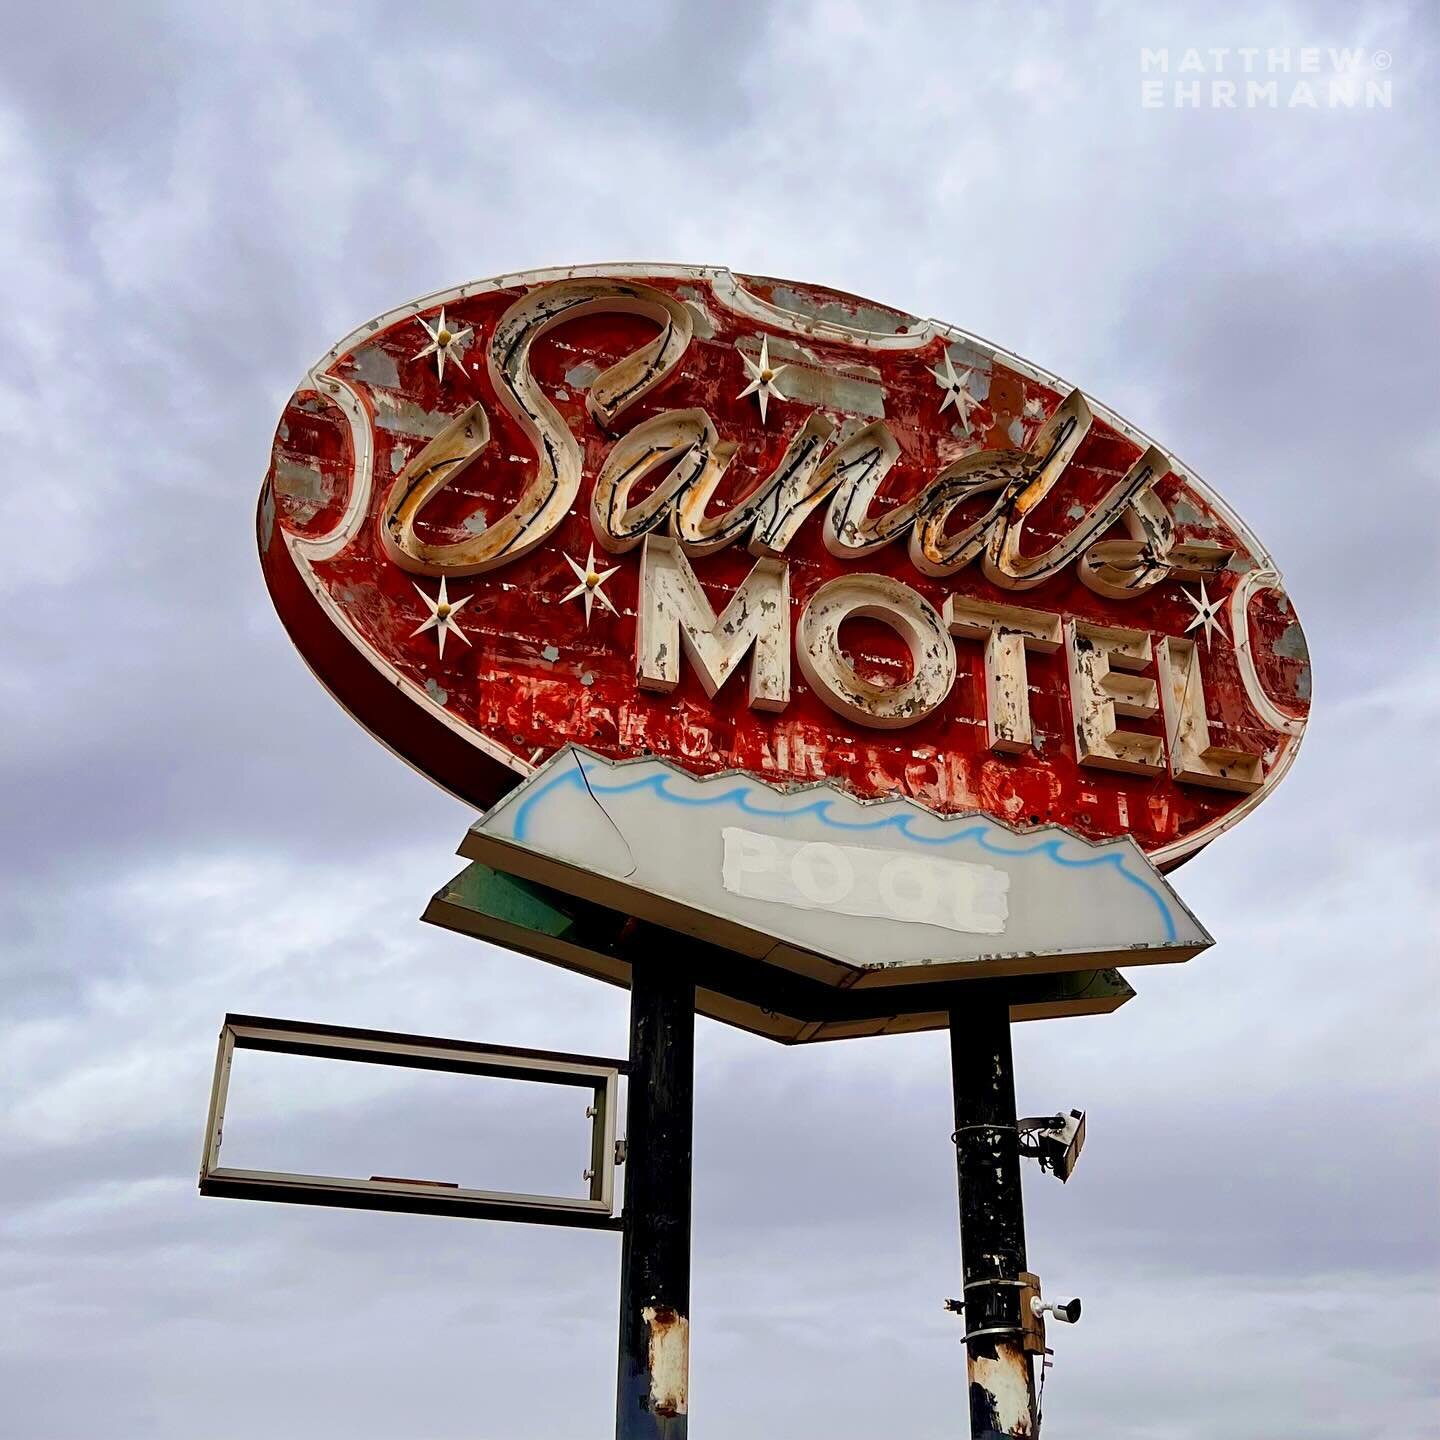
[[455, 747, 1211, 986]]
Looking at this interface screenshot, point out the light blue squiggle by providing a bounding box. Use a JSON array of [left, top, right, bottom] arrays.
[[508, 755, 1177, 941]]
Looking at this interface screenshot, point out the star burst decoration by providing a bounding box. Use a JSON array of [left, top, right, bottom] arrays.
[[562, 545, 620, 625], [737, 336, 786, 424], [412, 307, 473, 383], [1181, 580, 1229, 648], [411, 576, 472, 658], [929, 349, 981, 434]]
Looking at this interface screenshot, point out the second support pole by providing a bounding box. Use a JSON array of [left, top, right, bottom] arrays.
[[949, 990, 1039, 1439]]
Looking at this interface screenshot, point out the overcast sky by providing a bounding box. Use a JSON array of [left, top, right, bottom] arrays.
[[2, 1, 1437, 1436]]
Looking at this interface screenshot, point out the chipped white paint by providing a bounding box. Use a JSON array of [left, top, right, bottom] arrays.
[[1156, 637, 1264, 792], [379, 402, 492, 573], [721, 826, 1009, 934], [287, 260, 1290, 582], [796, 573, 956, 729], [641, 1306, 689, 1417], [372, 278, 1227, 597], [1069, 448, 1207, 601], [590, 409, 718, 553], [1064, 620, 1165, 774], [265, 263, 1309, 869], [384, 279, 694, 578], [749, 415, 889, 560], [286, 368, 375, 563], [635, 537, 790, 710], [760, 414, 892, 558], [905, 393, 1076, 580], [985, 393, 1129, 590], [673, 410, 825, 557], [971, 1349, 1035, 1436], [1230, 566, 1307, 737], [944, 597, 1061, 754]]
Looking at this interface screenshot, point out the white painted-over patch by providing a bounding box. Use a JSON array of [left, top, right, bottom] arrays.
[[721, 826, 1009, 934], [971, 1351, 1034, 1436], [641, 1306, 689, 1417]]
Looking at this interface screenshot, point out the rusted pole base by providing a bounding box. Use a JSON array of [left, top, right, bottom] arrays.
[[615, 952, 695, 1439], [949, 990, 1039, 1439]]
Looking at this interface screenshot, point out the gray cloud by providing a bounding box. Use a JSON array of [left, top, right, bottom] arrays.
[[1, 1, 1437, 1436]]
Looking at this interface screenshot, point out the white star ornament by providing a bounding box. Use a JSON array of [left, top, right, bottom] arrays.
[[737, 336, 786, 425], [413, 307, 474, 383], [562, 545, 621, 625], [929, 349, 981, 434], [1181, 580, 1229, 649], [411, 576, 473, 658]]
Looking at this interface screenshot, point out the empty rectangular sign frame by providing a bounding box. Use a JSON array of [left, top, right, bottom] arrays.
[[199, 1014, 623, 1229]]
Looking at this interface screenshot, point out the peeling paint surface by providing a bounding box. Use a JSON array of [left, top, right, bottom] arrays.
[[258, 264, 1310, 870], [641, 1306, 688, 1417], [971, 1347, 1035, 1436]]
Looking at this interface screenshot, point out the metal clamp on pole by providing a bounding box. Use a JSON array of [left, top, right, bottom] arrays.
[[951, 1122, 1014, 1142], [960, 1276, 1028, 1344]]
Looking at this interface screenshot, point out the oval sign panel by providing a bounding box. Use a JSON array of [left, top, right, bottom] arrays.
[[260, 264, 1309, 869]]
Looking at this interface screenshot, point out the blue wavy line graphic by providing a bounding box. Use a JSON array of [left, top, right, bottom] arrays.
[[509, 755, 1177, 940]]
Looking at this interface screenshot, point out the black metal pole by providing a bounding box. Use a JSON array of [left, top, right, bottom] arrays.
[[615, 952, 695, 1440], [949, 990, 1038, 1439]]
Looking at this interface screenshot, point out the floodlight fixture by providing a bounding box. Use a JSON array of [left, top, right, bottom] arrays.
[[1018, 1109, 1086, 1182]]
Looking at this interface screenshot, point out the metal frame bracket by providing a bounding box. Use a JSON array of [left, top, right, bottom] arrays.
[[198, 1013, 624, 1229]]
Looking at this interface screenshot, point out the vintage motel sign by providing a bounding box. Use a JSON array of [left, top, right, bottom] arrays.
[[251, 263, 1313, 1438], [259, 263, 1310, 1016]]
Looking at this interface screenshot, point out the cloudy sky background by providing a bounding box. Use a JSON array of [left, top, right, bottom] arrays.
[[2, 1, 1437, 1436]]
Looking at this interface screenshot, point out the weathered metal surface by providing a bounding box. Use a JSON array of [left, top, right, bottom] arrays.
[[615, 958, 694, 1439], [641, 1307, 689, 1419], [260, 264, 1310, 871], [455, 748, 1211, 987]]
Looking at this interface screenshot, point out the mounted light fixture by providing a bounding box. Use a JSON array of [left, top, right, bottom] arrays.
[[1017, 1109, 1087, 1182]]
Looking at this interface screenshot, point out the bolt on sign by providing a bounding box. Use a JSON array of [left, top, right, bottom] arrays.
[[259, 264, 1310, 1000]]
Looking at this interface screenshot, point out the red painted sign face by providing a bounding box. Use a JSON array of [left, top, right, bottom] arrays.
[[260, 265, 1309, 868]]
